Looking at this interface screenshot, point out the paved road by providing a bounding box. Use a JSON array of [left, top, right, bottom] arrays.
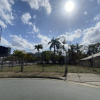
[[0, 79, 100, 100]]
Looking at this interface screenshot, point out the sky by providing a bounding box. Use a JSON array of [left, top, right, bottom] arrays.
[[0, 0, 100, 53]]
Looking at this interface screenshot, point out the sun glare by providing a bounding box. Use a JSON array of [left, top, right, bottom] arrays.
[[65, 1, 74, 12]]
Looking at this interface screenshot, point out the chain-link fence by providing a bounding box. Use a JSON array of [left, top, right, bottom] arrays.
[[0, 55, 66, 79]]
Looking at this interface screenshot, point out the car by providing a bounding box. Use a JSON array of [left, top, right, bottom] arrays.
[[9, 61, 17, 64], [5, 61, 10, 64]]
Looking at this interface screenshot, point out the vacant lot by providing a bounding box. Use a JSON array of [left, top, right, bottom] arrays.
[[0, 64, 100, 78], [0, 64, 100, 73]]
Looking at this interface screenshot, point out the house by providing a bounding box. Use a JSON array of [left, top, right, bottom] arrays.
[[79, 52, 100, 68]]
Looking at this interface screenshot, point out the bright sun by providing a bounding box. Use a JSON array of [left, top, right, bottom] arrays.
[[65, 1, 74, 12]]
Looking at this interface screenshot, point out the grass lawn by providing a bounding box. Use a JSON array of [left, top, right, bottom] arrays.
[[0, 64, 100, 73]]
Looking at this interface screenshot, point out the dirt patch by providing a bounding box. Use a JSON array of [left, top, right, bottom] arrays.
[[0, 72, 64, 78]]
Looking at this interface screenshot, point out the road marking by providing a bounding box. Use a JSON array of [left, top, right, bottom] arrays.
[[67, 81, 100, 89]]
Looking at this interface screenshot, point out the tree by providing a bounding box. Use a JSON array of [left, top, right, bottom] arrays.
[[13, 50, 24, 57], [48, 38, 61, 63], [24, 53, 33, 62], [85, 44, 98, 56], [69, 44, 76, 61], [41, 51, 53, 62], [75, 43, 83, 59], [60, 39, 67, 53], [35, 44, 43, 58]]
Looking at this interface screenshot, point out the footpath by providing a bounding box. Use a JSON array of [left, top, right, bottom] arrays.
[[0, 72, 100, 87], [61, 73, 100, 86]]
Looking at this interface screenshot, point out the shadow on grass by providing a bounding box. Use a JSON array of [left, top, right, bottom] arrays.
[[0, 71, 65, 81], [0, 75, 64, 81]]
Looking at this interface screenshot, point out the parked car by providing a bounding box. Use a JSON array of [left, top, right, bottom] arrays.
[[5, 61, 10, 64], [9, 61, 17, 64]]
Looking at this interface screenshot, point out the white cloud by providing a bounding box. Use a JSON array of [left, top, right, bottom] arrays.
[[1, 37, 10, 46], [0, 20, 7, 28], [9, 0, 14, 4], [33, 15, 36, 19], [94, 14, 100, 21], [86, 21, 88, 23], [74, 29, 82, 38], [0, 0, 14, 28], [10, 35, 35, 52], [33, 36, 35, 38], [28, 23, 39, 33], [21, 13, 31, 24], [19, 35, 21, 37], [25, 35, 28, 37], [21, 0, 52, 14], [21, 13, 39, 33], [37, 34, 51, 50], [33, 24, 39, 33], [97, 0, 100, 4], [84, 12, 88, 15], [82, 22, 100, 45], [58, 29, 82, 42]]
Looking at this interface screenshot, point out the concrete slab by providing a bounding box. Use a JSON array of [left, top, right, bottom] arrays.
[[65, 73, 100, 86]]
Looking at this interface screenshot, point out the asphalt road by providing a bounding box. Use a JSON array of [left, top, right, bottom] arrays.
[[0, 79, 100, 100]]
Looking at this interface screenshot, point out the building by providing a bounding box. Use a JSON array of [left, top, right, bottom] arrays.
[[79, 52, 100, 68], [0, 46, 11, 57]]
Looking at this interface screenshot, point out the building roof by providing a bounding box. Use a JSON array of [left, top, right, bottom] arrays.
[[80, 52, 100, 60]]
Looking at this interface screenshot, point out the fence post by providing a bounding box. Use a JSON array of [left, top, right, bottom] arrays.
[[92, 53, 95, 73], [1, 56, 4, 71], [12, 55, 14, 67], [21, 55, 24, 72], [42, 54, 44, 72], [64, 54, 68, 81]]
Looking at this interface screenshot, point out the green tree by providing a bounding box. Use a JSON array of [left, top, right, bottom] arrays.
[[24, 53, 33, 62], [69, 44, 76, 61], [48, 38, 61, 63], [75, 43, 83, 59], [61, 39, 67, 53], [35, 44, 43, 58], [41, 51, 53, 62], [13, 50, 24, 57]]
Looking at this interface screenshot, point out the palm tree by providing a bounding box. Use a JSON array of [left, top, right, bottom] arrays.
[[61, 39, 67, 53], [75, 43, 83, 59], [70, 44, 76, 61], [48, 38, 61, 63], [76, 43, 83, 54], [35, 44, 43, 58]]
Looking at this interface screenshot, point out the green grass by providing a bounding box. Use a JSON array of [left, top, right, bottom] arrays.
[[0, 64, 100, 74]]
